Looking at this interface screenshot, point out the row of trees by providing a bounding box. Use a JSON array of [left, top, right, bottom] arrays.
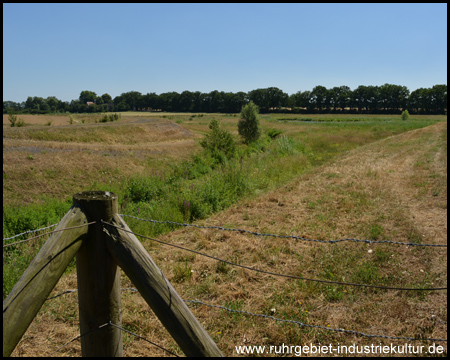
[[3, 84, 447, 115]]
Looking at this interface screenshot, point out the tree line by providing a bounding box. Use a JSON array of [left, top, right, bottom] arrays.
[[3, 84, 447, 115]]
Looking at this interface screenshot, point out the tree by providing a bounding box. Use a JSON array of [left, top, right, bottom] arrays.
[[310, 86, 329, 112], [430, 84, 447, 114], [101, 93, 113, 104], [335, 86, 352, 112], [238, 101, 261, 144], [200, 118, 236, 162], [378, 84, 409, 113], [401, 109, 410, 120], [79, 90, 97, 104], [46, 96, 59, 112], [120, 91, 142, 111], [142, 92, 159, 111], [95, 96, 104, 105], [179, 90, 195, 112], [158, 92, 180, 112], [3, 101, 22, 114], [248, 87, 288, 112]]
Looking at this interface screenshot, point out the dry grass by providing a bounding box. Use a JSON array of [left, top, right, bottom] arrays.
[[3, 117, 201, 205], [10, 121, 447, 356]]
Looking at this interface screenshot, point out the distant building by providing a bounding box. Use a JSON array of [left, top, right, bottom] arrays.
[[86, 102, 95, 106]]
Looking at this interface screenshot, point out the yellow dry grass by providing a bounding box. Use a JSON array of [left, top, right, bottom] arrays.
[[10, 122, 447, 357], [3, 117, 202, 205]]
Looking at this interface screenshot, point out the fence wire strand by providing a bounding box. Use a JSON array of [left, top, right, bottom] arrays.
[[101, 220, 447, 291], [119, 214, 448, 248], [46, 320, 177, 357], [184, 299, 447, 343], [3, 221, 97, 248], [44, 288, 447, 343], [48, 322, 109, 356], [3, 223, 59, 242], [7, 213, 447, 356], [3, 222, 96, 314], [108, 321, 178, 356]]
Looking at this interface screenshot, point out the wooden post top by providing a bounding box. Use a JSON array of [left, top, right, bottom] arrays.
[[73, 191, 118, 222]]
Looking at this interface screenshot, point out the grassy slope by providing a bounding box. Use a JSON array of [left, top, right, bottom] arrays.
[[3, 114, 447, 356]]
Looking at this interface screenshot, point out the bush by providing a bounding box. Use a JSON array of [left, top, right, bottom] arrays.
[[266, 128, 283, 139], [238, 101, 261, 144], [199, 119, 236, 163], [401, 110, 410, 120], [100, 113, 120, 123], [8, 114, 25, 127]]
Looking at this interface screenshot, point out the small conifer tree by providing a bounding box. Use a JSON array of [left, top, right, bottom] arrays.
[[401, 109, 410, 120], [238, 101, 261, 144]]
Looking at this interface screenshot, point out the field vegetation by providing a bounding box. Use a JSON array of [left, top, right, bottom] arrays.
[[3, 112, 447, 356]]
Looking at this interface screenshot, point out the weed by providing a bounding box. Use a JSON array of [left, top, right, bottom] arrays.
[[369, 224, 384, 240], [274, 135, 304, 156], [172, 261, 193, 283], [216, 261, 231, 274]]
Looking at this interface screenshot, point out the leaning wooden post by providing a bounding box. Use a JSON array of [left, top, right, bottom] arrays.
[[103, 213, 224, 357], [3, 205, 89, 357], [73, 191, 123, 357]]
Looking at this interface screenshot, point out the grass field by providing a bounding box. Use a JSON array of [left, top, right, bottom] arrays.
[[3, 112, 447, 356]]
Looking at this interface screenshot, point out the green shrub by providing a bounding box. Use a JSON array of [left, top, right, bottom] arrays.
[[266, 128, 283, 139], [100, 113, 121, 123], [401, 110, 410, 120], [8, 114, 25, 127], [199, 119, 236, 163], [125, 175, 166, 202]]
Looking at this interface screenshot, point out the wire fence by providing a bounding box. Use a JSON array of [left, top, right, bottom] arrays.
[[43, 287, 448, 345], [119, 214, 448, 248], [3, 222, 97, 248], [47, 320, 178, 357], [102, 219, 447, 291], [4, 214, 448, 356], [3, 223, 59, 242]]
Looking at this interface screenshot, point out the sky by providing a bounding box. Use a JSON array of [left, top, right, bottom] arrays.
[[3, 3, 447, 103]]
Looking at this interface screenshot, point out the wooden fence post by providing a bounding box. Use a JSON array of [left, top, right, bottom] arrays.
[[73, 191, 123, 357], [4, 191, 222, 357], [3, 205, 89, 357], [103, 213, 224, 357]]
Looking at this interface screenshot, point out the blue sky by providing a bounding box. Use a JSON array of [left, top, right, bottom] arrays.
[[3, 3, 447, 103]]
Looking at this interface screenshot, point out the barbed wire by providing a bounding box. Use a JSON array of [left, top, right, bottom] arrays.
[[119, 214, 448, 248], [3, 222, 97, 248], [3, 223, 59, 241], [5, 213, 447, 356], [42, 288, 447, 343], [3, 222, 96, 314], [102, 220, 447, 291], [45, 288, 138, 301], [48, 322, 109, 356], [184, 299, 448, 343], [108, 321, 178, 356], [46, 321, 177, 357]]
